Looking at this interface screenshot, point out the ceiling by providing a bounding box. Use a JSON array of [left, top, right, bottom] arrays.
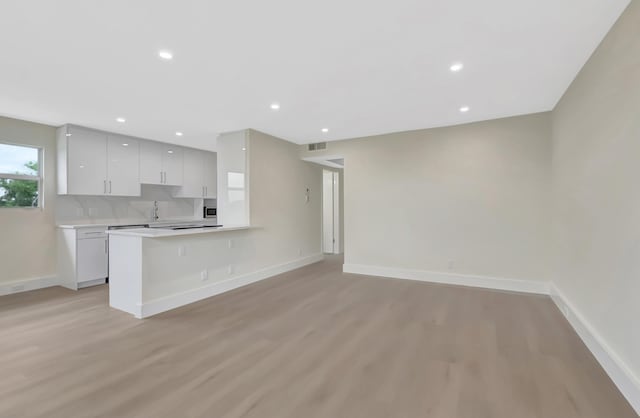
[[0, 0, 630, 150]]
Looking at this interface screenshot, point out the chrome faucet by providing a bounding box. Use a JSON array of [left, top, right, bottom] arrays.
[[152, 200, 159, 221]]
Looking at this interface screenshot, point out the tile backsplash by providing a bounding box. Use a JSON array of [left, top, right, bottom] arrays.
[[56, 185, 203, 225]]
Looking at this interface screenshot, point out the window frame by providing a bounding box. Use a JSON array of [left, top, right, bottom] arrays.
[[0, 142, 43, 209]]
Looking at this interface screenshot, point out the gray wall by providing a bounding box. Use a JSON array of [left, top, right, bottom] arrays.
[[0, 116, 57, 284], [552, 0, 640, 381], [301, 112, 552, 282], [249, 130, 323, 264]]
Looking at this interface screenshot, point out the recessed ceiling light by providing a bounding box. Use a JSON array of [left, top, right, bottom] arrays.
[[167, 150, 174, 154], [459, 106, 470, 113], [321, 128, 329, 133], [270, 103, 280, 110], [116, 117, 126, 123], [122, 143, 129, 147], [450, 62, 464, 72], [158, 50, 173, 60], [242, 147, 246, 151], [175, 132, 183, 137], [65, 133, 72, 137]]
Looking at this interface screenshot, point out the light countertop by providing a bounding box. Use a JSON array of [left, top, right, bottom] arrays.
[[57, 218, 218, 229], [107, 225, 252, 238]]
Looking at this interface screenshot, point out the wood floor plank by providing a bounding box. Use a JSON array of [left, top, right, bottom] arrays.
[[0, 256, 636, 418]]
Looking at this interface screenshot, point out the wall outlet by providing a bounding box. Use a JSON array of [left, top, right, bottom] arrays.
[[228, 239, 233, 249], [200, 270, 209, 281], [178, 246, 186, 257], [227, 265, 234, 275]]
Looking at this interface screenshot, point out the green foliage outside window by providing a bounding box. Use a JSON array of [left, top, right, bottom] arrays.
[[0, 161, 39, 207]]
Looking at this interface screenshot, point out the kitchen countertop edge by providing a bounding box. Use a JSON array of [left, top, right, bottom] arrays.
[[106, 225, 253, 238]]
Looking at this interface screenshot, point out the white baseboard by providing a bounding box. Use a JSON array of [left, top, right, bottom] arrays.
[[139, 253, 324, 319], [549, 283, 640, 415], [343, 263, 549, 295], [0, 275, 59, 296]]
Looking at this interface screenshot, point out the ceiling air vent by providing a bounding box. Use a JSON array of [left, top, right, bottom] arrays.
[[308, 142, 327, 151]]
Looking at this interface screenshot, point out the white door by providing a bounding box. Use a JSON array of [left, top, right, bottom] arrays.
[[332, 171, 340, 253], [139, 141, 164, 185], [67, 127, 108, 195], [203, 152, 217, 198], [177, 148, 204, 198], [107, 135, 140, 196], [162, 145, 183, 186], [323, 170, 338, 253], [77, 237, 108, 282]]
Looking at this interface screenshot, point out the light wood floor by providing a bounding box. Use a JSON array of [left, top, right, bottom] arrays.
[[0, 256, 636, 418]]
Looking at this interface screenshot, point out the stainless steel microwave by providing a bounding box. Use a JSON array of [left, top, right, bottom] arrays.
[[204, 206, 217, 218]]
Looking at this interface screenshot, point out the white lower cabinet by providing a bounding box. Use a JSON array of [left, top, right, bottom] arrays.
[[58, 227, 109, 289]]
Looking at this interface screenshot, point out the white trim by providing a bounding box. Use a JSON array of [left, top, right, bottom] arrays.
[[343, 263, 549, 294], [549, 283, 640, 415], [0, 275, 59, 296], [138, 253, 324, 319]]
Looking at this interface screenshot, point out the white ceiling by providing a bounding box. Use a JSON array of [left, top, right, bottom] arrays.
[[0, 0, 630, 150]]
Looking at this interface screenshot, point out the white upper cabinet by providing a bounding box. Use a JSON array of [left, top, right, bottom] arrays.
[[57, 125, 141, 196], [140, 141, 183, 186], [107, 135, 140, 196], [174, 149, 217, 198], [163, 145, 183, 186], [139, 141, 164, 185], [175, 148, 205, 198], [203, 152, 217, 198], [65, 126, 108, 195]]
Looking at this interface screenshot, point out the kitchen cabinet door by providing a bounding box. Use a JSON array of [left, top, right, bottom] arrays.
[[67, 127, 108, 195], [203, 152, 217, 198], [162, 145, 183, 186], [176, 148, 204, 198], [139, 141, 164, 185], [77, 237, 108, 282], [107, 135, 140, 196]]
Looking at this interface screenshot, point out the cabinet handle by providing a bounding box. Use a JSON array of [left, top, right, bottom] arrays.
[[109, 180, 112, 194], [104, 239, 108, 253], [205, 186, 208, 196], [103, 180, 107, 194], [160, 171, 163, 184]]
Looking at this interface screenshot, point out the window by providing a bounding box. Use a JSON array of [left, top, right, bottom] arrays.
[[0, 143, 42, 208]]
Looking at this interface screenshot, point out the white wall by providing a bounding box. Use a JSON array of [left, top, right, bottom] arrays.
[[0, 116, 57, 284], [301, 113, 552, 283], [552, 0, 640, 386]]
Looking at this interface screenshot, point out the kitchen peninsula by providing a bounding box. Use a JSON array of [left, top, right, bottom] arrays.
[[108, 224, 254, 318]]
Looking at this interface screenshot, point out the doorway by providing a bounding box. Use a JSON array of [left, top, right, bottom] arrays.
[[322, 169, 340, 254]]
